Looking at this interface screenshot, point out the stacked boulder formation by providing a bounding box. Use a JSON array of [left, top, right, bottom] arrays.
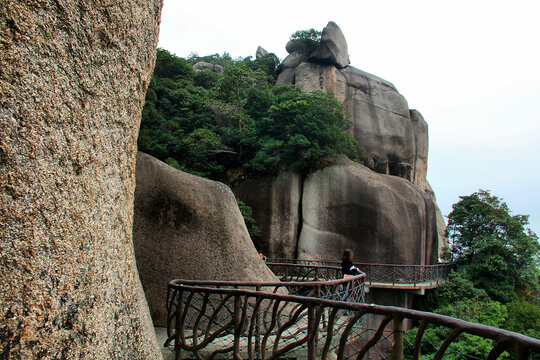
[[234, 21, 447, 264]]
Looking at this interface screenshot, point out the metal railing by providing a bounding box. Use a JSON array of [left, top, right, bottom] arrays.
[[268, 258, 455, 287], [165, 261, 540, 359], [165, 285, 540, 359]]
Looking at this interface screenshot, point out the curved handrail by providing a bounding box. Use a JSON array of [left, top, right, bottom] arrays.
[[165, 260, 539, 359], [166, 283, 540, 359]]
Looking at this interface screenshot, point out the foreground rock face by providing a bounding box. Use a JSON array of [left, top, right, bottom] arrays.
[[0, 2, 162, 358], [298, 157, 438, 264], [133, 153, 279, 326]]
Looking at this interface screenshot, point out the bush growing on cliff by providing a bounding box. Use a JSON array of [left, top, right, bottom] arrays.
[[287, 29, 321, 56]]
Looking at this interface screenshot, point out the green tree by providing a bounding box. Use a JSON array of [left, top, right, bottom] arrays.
[[154, 48, 195, 81], [236, 198, 261, 239], [286, 29, 321, 57], [139, 48, 362, 180], [249, 86, 359, 173], [447, 190, 539, 302]]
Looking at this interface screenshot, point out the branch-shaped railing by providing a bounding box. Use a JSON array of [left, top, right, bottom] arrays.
[[166, 284, 540, 359], [165, 261, 540, 359], [268, 258, 455, 287]]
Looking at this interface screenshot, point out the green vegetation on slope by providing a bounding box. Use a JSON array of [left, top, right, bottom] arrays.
[[138, 47, 360, 180], [406, 190, 540, 358]]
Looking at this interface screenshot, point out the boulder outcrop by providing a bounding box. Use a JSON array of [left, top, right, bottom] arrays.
[[308, 21, 350, 68], [0, 1, 162, 358], [277, 22, 429, 190], [256, 46, 269, 58], [232, 171, 303, 258], [193, 61, 224, 73], [298, 156, 438, 264], [237, 21, 446, 264], [133, 153, 279, 326]]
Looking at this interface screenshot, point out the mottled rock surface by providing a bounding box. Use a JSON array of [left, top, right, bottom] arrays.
[[232, 171, 303, 258], [239, 21, 446, 267], [308, 21, 350, 68], [133, 153, 279, 326], [276, 52, 302, 85], [294, 62, 428, 185], [0, 1, 162, 358], [298, 156, 438, 265]]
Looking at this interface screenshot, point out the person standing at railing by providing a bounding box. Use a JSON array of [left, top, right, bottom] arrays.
[[341, 249, 361, 301]]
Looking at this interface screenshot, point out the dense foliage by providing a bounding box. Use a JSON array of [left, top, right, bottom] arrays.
[[286, 28, 321, 56], [406, 190, 540, 358], [447, 190, 539, 302], [138, 48, 360, 180]]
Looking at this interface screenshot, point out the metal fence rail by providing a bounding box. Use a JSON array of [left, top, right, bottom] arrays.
[[268, 258, 455, 286], [166, 284, 540, 359], [165, 261, 540, 359]]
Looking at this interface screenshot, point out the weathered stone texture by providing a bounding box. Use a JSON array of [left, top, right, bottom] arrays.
[[294, 62, 427, 184], [308, 21, 350, 68], [256, 46, 269, 58], [297, 156, 438, 265], [133, 153, 279, 326], [0, 1, 162, 358], [232, 171, 303, 258]]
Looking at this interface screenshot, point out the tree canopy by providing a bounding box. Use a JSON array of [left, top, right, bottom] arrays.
[[447, 190, 539, 301], [409, 190, 540, 358], [138, 48, 361, 180], [286, 28, 321, 57]]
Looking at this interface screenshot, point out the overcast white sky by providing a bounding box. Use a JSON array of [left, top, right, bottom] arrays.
[[158, 0, 540, 234]]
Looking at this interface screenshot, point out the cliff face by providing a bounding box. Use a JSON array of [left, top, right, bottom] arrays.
[[298, 156, 438, 264], [234, 21, 447, 263], [0, 2, 162, 358]]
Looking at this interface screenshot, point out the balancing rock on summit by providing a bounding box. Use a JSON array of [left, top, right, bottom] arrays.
[[308, 21, 350, 68]]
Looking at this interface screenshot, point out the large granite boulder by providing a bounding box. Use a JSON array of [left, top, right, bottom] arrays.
[[276, 52, 303, 85], [308, 21, 350, 68], [133, 152, 279, 326], [277, 22, 429, 189], [298, 156, 438, 265], [410, 110, 429, 192], [293, 62, 427, 187], [232, 171, 303, 258], [0, 1, 162, 358]]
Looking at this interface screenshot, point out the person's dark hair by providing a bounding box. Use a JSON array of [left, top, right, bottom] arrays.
[[342, 249, 354, 261]]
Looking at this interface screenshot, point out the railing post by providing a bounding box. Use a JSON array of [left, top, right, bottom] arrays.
[[392, 316, 404, 360], [175, 289, 184, 360], [233, 295, 242, 360], [255, 286, 261, 359], [307, 306, 317, 360]]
